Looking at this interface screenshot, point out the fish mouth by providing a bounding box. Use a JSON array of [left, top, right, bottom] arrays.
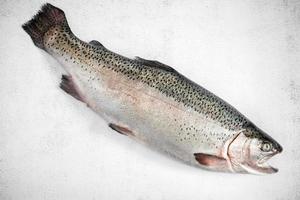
[[240, 152, 279, 174]]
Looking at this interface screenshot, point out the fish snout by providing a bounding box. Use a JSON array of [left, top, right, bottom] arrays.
[[274, 142, 283, 154]]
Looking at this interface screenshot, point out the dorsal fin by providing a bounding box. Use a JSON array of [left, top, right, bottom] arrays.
[[89, 40, 104, 48], [135, 56, 177, 73]]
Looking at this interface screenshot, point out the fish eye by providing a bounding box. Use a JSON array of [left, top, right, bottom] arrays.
[[261, 142, 272, 152]]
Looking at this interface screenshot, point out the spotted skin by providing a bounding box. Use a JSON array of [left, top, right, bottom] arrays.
[[45, 24, 249, 131], [43, 23, 246, 166]]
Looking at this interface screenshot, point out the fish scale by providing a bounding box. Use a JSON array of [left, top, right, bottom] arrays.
[[22, 3, 282, 174]]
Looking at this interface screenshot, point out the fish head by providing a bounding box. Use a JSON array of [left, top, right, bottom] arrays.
[[228, 124, 282, 174]]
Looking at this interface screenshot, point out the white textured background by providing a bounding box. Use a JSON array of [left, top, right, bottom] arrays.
[[1, 0, 300, 199]]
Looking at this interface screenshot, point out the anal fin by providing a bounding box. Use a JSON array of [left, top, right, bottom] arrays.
[[109, 123, 134, 136], [60, 75, 84, 103]]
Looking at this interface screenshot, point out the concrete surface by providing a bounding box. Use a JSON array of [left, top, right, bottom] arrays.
[[0, 0, 299, 199]]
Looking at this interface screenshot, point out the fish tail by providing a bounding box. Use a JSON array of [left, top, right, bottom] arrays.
[[22, 3, 69, 49]]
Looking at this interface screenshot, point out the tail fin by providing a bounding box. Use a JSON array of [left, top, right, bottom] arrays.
[[22, 3, 68, 49]]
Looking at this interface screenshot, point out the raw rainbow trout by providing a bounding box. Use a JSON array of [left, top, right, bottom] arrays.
[[23, 4, 282, 174]]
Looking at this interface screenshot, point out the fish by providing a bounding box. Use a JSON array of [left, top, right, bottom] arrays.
[[22, 3, 282, 174]]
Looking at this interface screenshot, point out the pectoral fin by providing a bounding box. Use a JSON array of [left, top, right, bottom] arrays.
[[194, 153, 227, 168]]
